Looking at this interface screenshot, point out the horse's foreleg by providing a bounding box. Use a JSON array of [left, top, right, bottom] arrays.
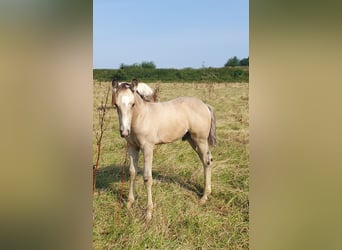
[[142, 145, 154, 221], [127, 144, 139, 209]]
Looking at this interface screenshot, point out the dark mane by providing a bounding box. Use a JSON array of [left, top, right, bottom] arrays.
[[137, 92, 157, 102]]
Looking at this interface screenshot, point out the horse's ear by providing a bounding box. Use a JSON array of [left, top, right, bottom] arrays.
[[131, 79, 138, 91], [111, 79, 118, 107], [112, 79, 119, 91]]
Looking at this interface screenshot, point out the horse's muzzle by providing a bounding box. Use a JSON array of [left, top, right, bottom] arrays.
[[120, 129, 130, 138]]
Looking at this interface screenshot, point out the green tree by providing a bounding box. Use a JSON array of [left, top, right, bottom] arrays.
[[119, 63, 128, 69], [224, 56, 240, 67], [239, 57, 249, 66], [141, 61, 156, 69]]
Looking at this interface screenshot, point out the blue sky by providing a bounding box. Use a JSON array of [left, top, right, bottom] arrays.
[[93, 0, 249, 69]]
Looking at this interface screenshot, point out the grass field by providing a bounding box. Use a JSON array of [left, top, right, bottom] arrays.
[[93, 82, 249, 249]]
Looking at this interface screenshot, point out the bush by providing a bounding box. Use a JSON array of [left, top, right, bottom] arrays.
[[239, 57, 249, 66], [93, 66, 249, 83], [225, 56, 240, 67], [141, 61, 156, 69], [119, 61, 156, 69]]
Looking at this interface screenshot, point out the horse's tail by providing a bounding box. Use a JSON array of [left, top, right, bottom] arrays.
[[207, 104, 217, 146]]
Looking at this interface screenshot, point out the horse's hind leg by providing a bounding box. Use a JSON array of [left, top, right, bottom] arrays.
[[188, 137, 212, 204], [127, 144, 139, 209], [186, 136, 198, 152], [199, 141, 212, 204]]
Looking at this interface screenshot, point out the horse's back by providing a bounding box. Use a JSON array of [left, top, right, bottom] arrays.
[[172, 96, 210, 117], [165, 96, 211, 135]]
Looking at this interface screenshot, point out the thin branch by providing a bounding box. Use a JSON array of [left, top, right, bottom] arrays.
[[93, 86, 111, 192]]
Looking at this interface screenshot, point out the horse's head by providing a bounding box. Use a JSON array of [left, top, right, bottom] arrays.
[[112, 79, 138, 138]]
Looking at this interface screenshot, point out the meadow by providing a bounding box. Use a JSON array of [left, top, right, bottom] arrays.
[[93, 81, 249, 249]]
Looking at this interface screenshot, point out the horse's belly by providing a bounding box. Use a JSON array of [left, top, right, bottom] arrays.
[[156, 124, 187, 144]]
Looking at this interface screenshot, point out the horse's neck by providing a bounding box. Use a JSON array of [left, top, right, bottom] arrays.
[[134, 91, 145, 105], [133, 92, 147, 116]]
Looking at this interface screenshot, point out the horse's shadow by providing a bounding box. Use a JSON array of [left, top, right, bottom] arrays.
[[152, 171, 203, 198], [95, 165, 203, 198], [95, 164, 127, 189]]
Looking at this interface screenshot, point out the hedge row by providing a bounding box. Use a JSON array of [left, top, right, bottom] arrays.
[[93, 67, 248, 83]]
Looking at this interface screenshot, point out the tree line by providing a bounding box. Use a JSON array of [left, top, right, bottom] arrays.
[[119, 61, 156, 69], [94, 57, 249, 83], [224, 56, 249, 67]]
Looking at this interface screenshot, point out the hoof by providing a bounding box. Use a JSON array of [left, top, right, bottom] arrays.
[[127, 201, 134, 209], [145, 211, 152, 222], [199, 196, 208, 205]]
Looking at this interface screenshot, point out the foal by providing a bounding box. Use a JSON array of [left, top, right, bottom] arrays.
[[112, 79, 216, 221]]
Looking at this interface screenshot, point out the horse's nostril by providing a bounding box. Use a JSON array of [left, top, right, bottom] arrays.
[[120, 129, 130, 138]]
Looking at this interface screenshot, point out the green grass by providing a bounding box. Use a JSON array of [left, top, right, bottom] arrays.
[[93, 82, 249, 249]]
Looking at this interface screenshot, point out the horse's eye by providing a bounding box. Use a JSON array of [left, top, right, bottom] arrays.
[[132, 103, 135, 107]]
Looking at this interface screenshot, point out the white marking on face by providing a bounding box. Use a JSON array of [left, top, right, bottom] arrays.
[[122, 116, 130, 130], [121, 95, 131, 106]]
